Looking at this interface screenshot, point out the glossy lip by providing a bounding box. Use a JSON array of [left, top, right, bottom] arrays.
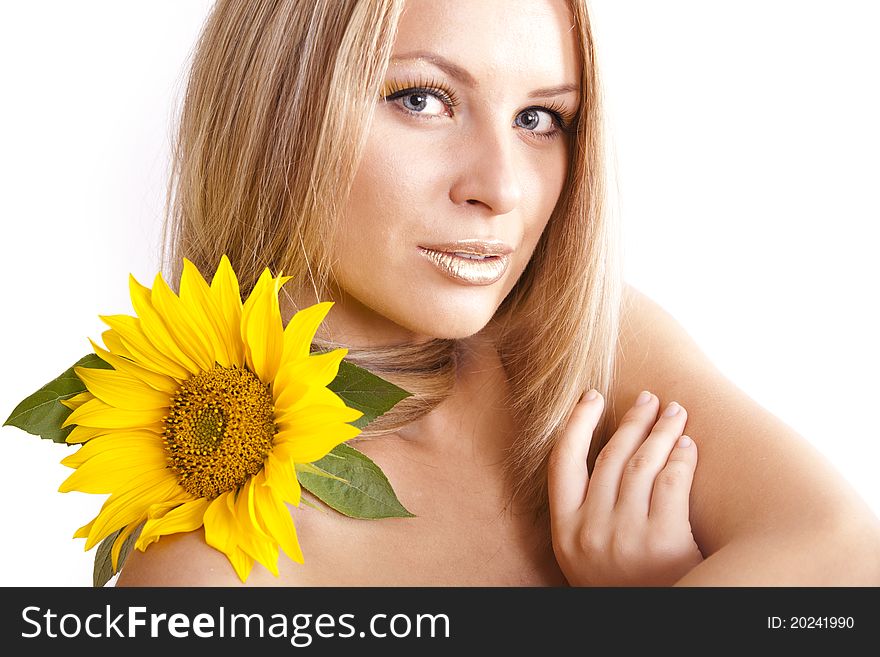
[[417, 246, 510, 285], [418, 239, 514, 257]]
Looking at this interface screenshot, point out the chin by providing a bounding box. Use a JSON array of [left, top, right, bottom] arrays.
[[427, 325, 485, 340]]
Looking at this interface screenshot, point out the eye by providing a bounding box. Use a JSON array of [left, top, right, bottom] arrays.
[[515, 101, 576, 141], [515, 108, 558, 137], [381, 78, 577, 140], [382, 78, 459, 120], [395, 90, 451, 117]]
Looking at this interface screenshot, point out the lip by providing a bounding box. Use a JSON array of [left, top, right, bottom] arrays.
[[418, 239, 514, 257], [417, 245, 511, 286]]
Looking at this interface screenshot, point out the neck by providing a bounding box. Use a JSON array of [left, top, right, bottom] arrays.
[[280, 284, 432, 349], [393, 328, 511, 448]]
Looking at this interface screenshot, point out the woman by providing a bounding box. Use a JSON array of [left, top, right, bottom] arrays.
[[117, 0, 880, 586]]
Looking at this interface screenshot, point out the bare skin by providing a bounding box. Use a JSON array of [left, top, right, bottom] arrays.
[[117, 284, 880, 587], [119, 0, 583, 586], [117, 0, 880, 586], [119, 327, 569, 586]]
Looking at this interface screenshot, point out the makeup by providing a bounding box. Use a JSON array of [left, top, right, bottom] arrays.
[[417, 243, 511, 285]]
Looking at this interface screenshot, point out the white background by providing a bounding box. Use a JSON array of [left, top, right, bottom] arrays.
[[0, 1, 877, 586]]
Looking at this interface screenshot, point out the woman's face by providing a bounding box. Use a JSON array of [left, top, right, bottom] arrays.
[[327, 0, 581, 345]]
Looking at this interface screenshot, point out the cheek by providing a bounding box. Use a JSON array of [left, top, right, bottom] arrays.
[[341, 172, 408, 263], [334, 131, 428, 287], [525, 148, 569, 238], [338, 148, 400, 260], [543, 142, 570, 207], [349, 116, 441, 213]]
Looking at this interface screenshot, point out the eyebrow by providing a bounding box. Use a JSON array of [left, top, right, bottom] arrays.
[[389, 50, 579, 99]]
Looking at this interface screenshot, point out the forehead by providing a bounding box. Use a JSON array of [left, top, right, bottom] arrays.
[[392, 0, 581, 85]]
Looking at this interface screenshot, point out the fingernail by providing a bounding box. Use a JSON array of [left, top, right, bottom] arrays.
[[583, 388, 599, 402], [635, 390, 652, 406], [677, 435, 692, 448], [663, 402, 681, 417]]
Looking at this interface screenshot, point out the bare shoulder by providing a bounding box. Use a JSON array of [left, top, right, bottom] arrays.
[[115, 502, 336, 587], [608, 283, 726, 430], [611, 282, 880, 555], [115, 529, 243, 587]]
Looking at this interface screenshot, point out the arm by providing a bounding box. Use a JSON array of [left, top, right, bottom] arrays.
[[614, 283, 880, 585]]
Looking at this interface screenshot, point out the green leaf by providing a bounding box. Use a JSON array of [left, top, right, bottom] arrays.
[[3, 353, 111, 444], [328, 359, 411, 429], [93, 523, 142, 588], [295, 460, 347, 482], [298, 442, 415, 519]]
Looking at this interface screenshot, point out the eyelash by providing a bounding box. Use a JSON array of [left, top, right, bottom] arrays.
[[381, 76, 578, 141]]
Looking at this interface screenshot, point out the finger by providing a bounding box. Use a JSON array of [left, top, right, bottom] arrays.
[[615, 401, 688, 515], [548, 390, 604, 527], [648, 435, 698, 525], [583, 390, 659, 518]]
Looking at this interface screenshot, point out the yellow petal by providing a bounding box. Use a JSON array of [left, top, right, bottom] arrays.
[[241, 269, 284, 384], [210, 255, 244, 368], [137, 498, 210, 550], [283, 385, 349, 415], [254, 481, 303, 564], [227, 547, 254, 582], [60, 391, 93, 411], [234, 476, 279, 576], [180, 258, 234, 368], [150, 272, 216, 371], [128, 275, 202, 374], [89, 338, 179, 395], [59, 449, 169, 494], [274, 376, 349, 417], [60, 430, 159, 466], [203, 492, 236, 552], [272, 375, 308, 411], [83, 474, 184, 550], [273, 423, 361, 463], [74, 366, 171, 410], [74, 517, 95, 540], [204, 492, 254, 582], [280, 383, 349, 414], [66, 425, 109, 445], [60, 430, 160, 469], [100, 314, 190, 381], [276, 348, 348, 392], [302, 348, 349, 388], [275, 402, 363, 431], [101, 329, 133, 359], [146, 496, 194, 520], [281, 301, 334, 363], [263, 452, 302, 505], [62, 396, 165, 430]]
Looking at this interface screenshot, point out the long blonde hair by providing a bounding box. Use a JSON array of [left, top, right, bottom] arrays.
[[162, 0, 622, 521]]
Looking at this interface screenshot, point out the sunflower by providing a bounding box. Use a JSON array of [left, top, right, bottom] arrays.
[[58, 256, 363, 582]]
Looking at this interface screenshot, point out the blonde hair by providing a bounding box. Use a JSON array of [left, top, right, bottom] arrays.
[[162, 0, 622, 521]]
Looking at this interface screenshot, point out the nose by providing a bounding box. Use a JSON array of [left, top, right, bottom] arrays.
[[448, 120, 523, 215]]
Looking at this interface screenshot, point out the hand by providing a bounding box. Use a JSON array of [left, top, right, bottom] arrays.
[[548, 390, 704, 586]]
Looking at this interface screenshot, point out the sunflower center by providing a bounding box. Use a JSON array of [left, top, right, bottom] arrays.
[[163, 364, 276, 499]]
